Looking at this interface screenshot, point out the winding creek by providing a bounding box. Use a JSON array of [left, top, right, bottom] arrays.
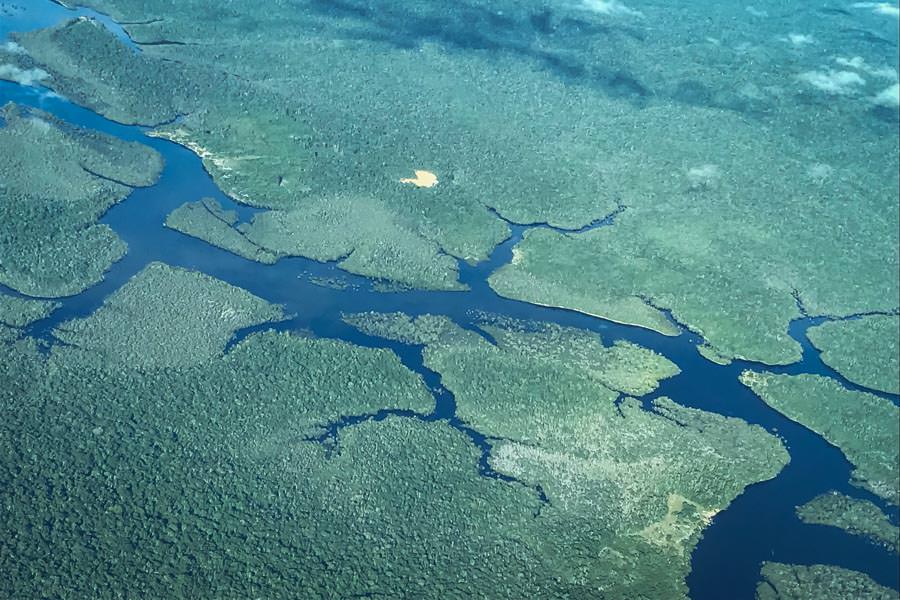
[[2, 3, 899, 598]]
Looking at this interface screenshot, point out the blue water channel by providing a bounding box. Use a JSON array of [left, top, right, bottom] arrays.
[[1, 3, 898, 598]]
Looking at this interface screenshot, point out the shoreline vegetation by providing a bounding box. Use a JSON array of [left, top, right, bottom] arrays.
[[0, 101, 162, 297], [741, 371, 899, 505], [1, 0, 898, 597], [0, 291, 791, 598], [806, 314, 900, 395], [341, 311, 790, 597], [3, 6, 896, 363], [756, 563, 897, 600], [797, 492, 899, 552]]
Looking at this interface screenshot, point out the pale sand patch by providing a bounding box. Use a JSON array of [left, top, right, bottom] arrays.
[[147, 128, 259, 201], [400, 170, 438, 188], [638, 493, 718, 554]]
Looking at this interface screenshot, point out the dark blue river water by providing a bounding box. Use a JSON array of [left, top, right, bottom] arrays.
[[1, 3, 898, 598]]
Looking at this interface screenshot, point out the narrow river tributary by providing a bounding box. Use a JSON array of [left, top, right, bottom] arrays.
[[1, 4, 898, 597]]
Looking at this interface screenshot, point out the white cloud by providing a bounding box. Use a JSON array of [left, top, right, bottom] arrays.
[[836, 56, 867, 70], [874, 3, 900, 15], [871, 83, 900, 107], [581, 0, 644, 17], [26, 117, 53, 133], [2, 42, 25, 55], [0, 64, 49, 86], [783, 33, 815, 46], [835, 56, 898, 80], [851, 2, 900, 17], [806, 163, 834, 183], [798, 69, 866, 95], [687, 164, 721, 189]]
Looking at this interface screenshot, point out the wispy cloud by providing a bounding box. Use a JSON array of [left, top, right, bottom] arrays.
[[851, 2, 900, 17], [2, 42, 25, 55], [797, 70, 866, 95], [580, 0, 644, 18], [781, 33, 816, 47], [834, 56, 898, 81], [0, 64, 50, 86], [872, 83, 900, 107]]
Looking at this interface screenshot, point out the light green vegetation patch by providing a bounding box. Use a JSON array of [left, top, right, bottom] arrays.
[[8, 10, 653, 290], [756, 562, 896, 600], [807, 315, 900, 395], [307, 275, 356, 291], [243, 194, 465, 290], [429, 319, 786, 598], [0, 294, 58, 328], [480, 316, 683, 397], [741, 372, 899, 504], [697, 343, 733, 366], [343, 311, 462, 346], [165, 198, 277, 264], [4, 17, 187, 125], [797, 492, 899, 552], [0, 102, 162, 297], [52, 262, 284, 369], [346, 312, 682, 396], [14, 0, 898, 346], [3, 266, 776, 598], [489, 98, 899, 365], [346, 312, 788, 598]]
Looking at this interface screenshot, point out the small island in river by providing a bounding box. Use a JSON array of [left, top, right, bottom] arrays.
[[0, 0, 897, 598]]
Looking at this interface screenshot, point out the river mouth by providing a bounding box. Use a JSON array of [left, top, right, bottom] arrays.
[[1, 2, 898, 598]]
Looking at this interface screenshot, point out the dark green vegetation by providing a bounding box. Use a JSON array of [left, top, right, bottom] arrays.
[[1, 0, 898, 596], [488, 106, 900, 363], [797, 492, 899, 552], [0, 294, 58, 347], [165, 198, 278, 264], [3, 16, 182, 124], [241, 194, 466, 289], [0, 102, 162, 297], [1, 267, 472, 599], [741, 372, 899, 504], [5, 14, 617, 290], [167, 195, 466, 289], [52, 262, 285, 369], [756, 563, 896, 600], [8, 0, 896, 356], [0, 294, 58, 328], [347, 312, 789, 598], [807, 315, 900, 395], [0, 295, 789, 598]]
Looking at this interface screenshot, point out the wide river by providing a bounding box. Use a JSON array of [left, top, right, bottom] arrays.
[[1, 2, 898, 598]]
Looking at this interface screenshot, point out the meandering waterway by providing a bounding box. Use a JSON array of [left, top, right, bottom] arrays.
[[1, 3, 898, 598]]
